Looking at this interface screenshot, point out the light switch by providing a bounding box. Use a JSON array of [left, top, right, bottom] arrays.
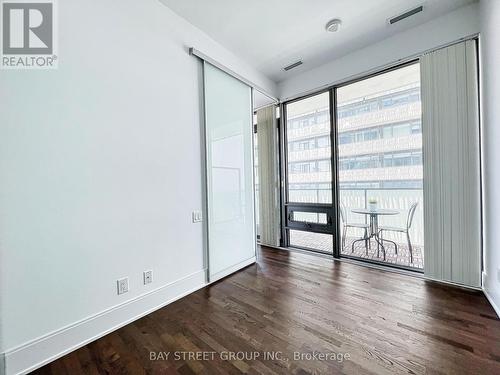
[[192, 210, 203, 223]]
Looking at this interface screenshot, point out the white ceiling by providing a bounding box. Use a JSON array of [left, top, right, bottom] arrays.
[[160, 0, 476, 83], [254, 89, 277, 110]]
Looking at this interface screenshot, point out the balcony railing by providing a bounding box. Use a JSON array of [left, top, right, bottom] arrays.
[[340, 188, 423, 246], [338, 102, 421, 131], [287, 135, 422, 162], [287, 166, 423, 184], [338, 134, 422, 157], [287, 102, 421, 141], [288, 187, 424, 246]]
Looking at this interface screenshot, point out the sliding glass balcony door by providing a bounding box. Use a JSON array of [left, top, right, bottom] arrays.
[[336, 62, 424, 270], [282, 62, 424, 271]]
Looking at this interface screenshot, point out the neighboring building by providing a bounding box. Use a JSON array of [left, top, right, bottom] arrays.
[[287, 64, 423, 203]]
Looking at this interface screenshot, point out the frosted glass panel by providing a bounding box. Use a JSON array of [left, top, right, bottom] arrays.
[[204, 62, 255, 281]]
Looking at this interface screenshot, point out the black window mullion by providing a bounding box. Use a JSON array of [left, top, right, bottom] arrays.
[[330, 88, 341, 258]]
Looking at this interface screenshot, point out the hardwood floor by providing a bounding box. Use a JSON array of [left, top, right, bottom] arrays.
[[35, 246, 500, 375]]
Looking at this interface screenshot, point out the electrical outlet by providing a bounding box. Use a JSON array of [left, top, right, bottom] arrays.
[[117, 277, 129, 295], [192, 210, 203, 223], [143, 270, 153, 285], [497, 268, 500, 283]]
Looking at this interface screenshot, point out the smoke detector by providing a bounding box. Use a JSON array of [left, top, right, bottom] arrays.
[[325, 19, 342, 32]]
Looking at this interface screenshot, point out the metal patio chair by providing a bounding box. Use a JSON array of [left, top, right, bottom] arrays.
[[378, 202, 418, 263], [340, 202, 370, 254]]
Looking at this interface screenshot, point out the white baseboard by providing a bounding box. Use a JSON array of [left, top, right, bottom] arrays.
[[482, 271, 500, 318], [423, 275, 482, 290], [483, 288, 500, 318], [4, 269, 207, 375], [209, 256, 256, 283]]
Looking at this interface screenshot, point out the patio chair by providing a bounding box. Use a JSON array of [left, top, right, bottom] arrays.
[[378, 202, 418, 263], [340, 202, 370, 254]]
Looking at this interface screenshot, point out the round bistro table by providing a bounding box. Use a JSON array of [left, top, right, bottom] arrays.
[[351, 208, 399, 260]]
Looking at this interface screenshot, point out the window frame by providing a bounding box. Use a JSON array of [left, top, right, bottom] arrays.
[[280, 59, 424, 271]]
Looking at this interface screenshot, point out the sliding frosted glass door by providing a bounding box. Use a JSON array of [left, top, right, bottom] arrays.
[[203, 62, 256, 282]]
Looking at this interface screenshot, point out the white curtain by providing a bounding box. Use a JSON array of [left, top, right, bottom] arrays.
[[421, 40, 481, 287], [256, 106, 280, 247]]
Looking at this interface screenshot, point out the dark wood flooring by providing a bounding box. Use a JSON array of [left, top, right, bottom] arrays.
[[34, 246, 500, 374]]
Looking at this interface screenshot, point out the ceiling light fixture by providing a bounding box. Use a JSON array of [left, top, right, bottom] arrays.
[[325, 19, 342, 32]]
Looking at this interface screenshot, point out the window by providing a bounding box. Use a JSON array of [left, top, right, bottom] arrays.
[[286, 92, 331, 204], [338, 150, 422, 171], [411, 122, 421, 134], [318, 160, 330, 172], [337, 120, 422, 146], [336, 62, 424, 269], [282, 62, 424, 268], [317, 136, 330, 148]]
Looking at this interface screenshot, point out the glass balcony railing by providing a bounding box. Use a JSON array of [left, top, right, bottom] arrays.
[[339, 188, 424, 247], [286, 187, 423, 247]]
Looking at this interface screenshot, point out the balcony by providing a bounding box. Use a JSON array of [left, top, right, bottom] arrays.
[[288, 187, 424, 270], [287, 166, 423, 184], [338, 102, 421, 132], [288, 146, 331, 163], [339, 165, 423, 182], [287, 121, 329, 141], [340, 187, 424, 269], [287, 135, 422, 163], [287, 102, 420, 142], [338, 134, 422, 157]]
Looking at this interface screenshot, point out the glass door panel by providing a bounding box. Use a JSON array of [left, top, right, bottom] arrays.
[[289, 230, 334, 253], [284, 92, 335, 254], [204, 62, 256, 281], [286, 92, 332, 204], [336, 63, 424, 271]]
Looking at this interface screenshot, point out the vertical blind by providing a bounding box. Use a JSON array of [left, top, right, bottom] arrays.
[[256, 106, 280, 247], [421, 40, 481, 287]]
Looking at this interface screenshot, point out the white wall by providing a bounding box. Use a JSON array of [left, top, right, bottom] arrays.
[[278, 3, 480, 100], [480, 0, 500, 315], [0, 0, 275, 373]]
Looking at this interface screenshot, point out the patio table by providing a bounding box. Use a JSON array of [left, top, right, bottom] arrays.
[[351, 208, 399, 260]]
